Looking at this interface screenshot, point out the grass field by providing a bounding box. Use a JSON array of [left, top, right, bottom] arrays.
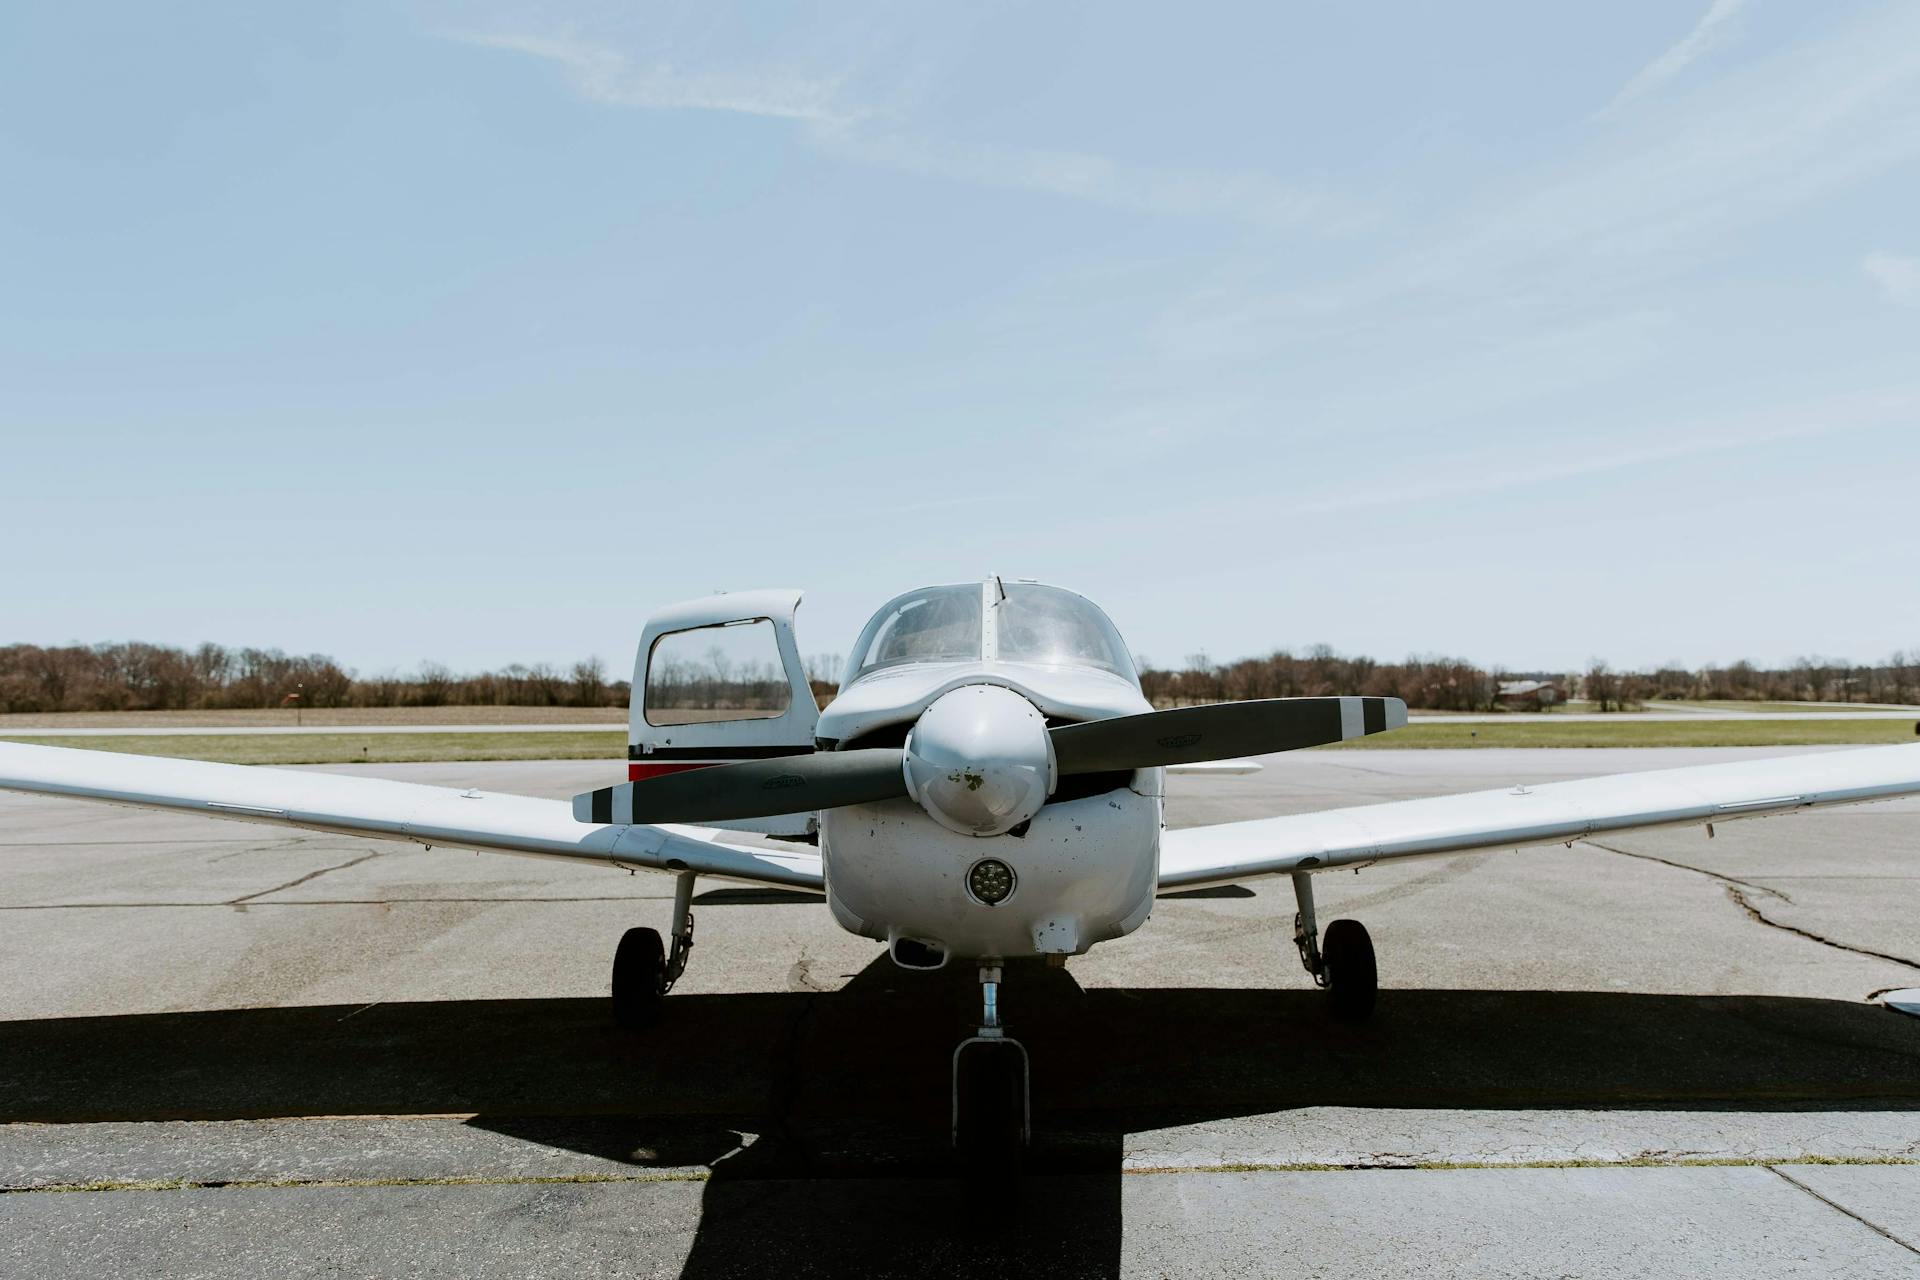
[[1, 732, 627, 766], [6, 717, 1917, 765], [0, 706, 625, 731]]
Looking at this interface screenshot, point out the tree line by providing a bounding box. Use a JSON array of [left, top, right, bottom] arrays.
[[0, 643, 625, 712], [1139, 647, 1920, 711], [2, 639, 1916, 715], [1577, 654, 1920, 711]]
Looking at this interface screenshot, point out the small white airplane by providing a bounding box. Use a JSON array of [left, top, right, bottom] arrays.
[[5, 578, 1920, 1157]]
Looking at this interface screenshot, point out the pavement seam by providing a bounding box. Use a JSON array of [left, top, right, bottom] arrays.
[[8, 1155, 1918, 1195], [1767, 1164, 1920, 1256], [0, 1171, 711, 1195], [1123, 1156, 1920, 1175], [1584, 840, 1920, 975]]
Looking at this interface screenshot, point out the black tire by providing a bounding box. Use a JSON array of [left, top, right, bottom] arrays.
[[955, 1041, 1026, 1177], [611, 926, 666, 1029], [1322, 918, 1377, 1023]]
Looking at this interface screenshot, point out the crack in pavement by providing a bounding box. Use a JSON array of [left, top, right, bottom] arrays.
[[1721, 884, 1920, 975], [1333, 853, 1490, 914], [1768, 1165, 1920, 1256], [1585, 840, 1792, 904], [225, 852, 384, 906], [207, 838, 329, 866], [785, 954, 835, 994], [1585, 841, 1920, 976]]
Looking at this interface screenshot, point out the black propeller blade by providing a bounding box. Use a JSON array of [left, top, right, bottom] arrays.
[[574, 749, 907, 825], [1049, 696, 1406, 774]]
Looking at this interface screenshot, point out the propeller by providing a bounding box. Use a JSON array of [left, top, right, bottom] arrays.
[[575, 689, 1406, 833]]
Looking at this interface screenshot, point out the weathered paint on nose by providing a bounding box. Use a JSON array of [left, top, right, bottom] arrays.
[[902, 684, 1056, 836]]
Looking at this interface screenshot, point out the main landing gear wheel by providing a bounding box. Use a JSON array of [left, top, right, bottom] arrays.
[[1290, 870, 1378, 1023], [1321, 917, 1377, 1023], [611, 926, 666, 1028], [610, 871, 699, 1031]]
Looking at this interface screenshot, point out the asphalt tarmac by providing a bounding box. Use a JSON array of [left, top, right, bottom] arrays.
[[3, 749, 1918, 1277]]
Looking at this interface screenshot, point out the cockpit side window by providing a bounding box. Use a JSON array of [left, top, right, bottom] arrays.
[[995, 585, 1138, 682], [846, 584, 984, 682]]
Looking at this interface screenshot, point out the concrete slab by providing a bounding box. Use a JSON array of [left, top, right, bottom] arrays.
[[3, 749, 1919, 1275], [1108, 1166, 1920, 1279], [5, 1168, 1919, 1279], [1778, 1163, 1920, 1254]]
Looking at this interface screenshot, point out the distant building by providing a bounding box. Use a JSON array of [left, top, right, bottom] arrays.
[[1497, 679, 1564, 711]]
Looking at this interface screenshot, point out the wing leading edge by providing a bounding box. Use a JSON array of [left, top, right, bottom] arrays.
[[1159, 743, 1920, 889], [0, 742, 821, 890]]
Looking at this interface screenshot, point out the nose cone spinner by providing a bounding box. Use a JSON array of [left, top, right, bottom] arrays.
[[903, 684, 1056, 836]]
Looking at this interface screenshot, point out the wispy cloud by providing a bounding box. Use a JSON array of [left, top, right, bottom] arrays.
[[1159, 5, 1920, 360], [1603, 0, 1752, 114], [812, 130, 1369, 234], [1049, 382, 1920, 559], [1863, 252, 1920, 305], [450, 29, 851, 124], [1290, 385, 1920, 517], [444, 26, 1360, 234]]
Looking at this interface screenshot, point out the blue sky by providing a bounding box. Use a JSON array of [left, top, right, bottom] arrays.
[[3, 1, 1917, 678]]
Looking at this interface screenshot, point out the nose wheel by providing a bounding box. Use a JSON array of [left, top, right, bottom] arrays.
[[952, 963, 1031, 1169], [611, 871, 697, 1029], [1291, 871, 1377, 1022]]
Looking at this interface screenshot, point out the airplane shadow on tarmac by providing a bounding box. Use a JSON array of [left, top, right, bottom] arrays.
[[4, 959, 1920, 1278]]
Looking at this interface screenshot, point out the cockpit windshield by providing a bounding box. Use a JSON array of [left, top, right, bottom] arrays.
[[845, 584, 983, 682], [996, 584, 1137, 681], [843, 581, 1138, 685]]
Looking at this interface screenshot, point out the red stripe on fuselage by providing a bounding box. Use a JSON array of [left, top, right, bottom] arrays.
[[627, 762, 722, 782]]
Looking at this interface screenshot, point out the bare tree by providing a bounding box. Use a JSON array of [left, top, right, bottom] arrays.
[[412, 663, 451, 707], [570, 658, 606, 708], [1586, 660, 1619, 713]]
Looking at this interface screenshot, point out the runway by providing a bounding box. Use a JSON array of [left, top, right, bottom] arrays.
[[3, 749, 1918, 1276]]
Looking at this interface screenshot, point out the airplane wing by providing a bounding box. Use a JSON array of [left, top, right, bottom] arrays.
[[1159, 743, 1920, 889], [0, 742, 822, 890]]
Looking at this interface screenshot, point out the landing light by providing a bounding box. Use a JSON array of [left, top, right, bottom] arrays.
[[968, 858, 1017, 906]]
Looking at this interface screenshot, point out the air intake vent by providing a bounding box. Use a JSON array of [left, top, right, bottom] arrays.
[[890, 937, 948, 970]]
